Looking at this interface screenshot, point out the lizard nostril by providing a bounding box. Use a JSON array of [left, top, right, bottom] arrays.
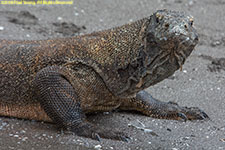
[[184, 24, 188, 29]]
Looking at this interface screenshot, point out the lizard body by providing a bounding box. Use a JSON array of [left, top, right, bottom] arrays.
[[0, 10, 208, 141]]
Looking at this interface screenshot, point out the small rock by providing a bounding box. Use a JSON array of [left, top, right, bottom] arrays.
[[183, 70, 187, 73], [167, 128, 172, 132], [57, 17, 63, 21], [0, 26, 4, 31], [2, 122, 7, 126], [94, 144, 102, 150], [188, 0, 194, 6], [142, 128, 153, 133], [22, 137, 28, 141], [103, 112, 110, 115], [20, 130, 26, 134], [211, 40, 221, 47], [81, 9, 85, 13], [14, 135, 19, 138]]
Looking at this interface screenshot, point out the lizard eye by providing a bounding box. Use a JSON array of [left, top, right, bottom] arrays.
[[155, 13, 162, 24], [165, 23, 169, 28], [189, 18, 194, 26], [156, 17, 159, 23]]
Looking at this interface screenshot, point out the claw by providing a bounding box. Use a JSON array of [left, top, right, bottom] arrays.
[[198, 111, 210, 120], [121, 136, 131, 143], [202, 111, 210, 119], [93, 133, 101, 142], [168, 101, 178, 105], [178, 113, 188, 122]]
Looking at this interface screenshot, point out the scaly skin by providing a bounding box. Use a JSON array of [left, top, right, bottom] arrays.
[[0, 10, 208, 141]]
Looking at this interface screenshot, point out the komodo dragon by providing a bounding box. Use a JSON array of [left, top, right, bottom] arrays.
[[0, 10, 209, 141]]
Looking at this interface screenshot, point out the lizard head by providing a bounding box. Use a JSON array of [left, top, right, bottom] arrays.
[[143, 9, 198, 69], [106, 10, 199, 98], [116, 10, 199, 98]]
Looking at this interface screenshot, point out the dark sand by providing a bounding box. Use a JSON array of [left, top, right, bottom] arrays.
[[0, 0, 224, 149]]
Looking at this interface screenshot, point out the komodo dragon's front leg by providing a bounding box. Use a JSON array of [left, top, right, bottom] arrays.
[[119, 91, 209, 121], [33, 66, 129, 141]]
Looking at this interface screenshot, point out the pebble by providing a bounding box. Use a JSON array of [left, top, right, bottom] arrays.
[[57, 17, 62, 21], [103, 112, 110, 115], [20, 130, 26, 134], [94, 144, 102, 150], [183, 70, 187, 73], [8, 146, 15, 149], [211, 40, 221, 47], [81, 9, 85, 13], [143, 128, 153, 133], [48, 136, 53, 138], [188, 0, 194, 6], [22, 137, 28, 141], [14, 135, 19, 138], [0, 26, 4, 31]]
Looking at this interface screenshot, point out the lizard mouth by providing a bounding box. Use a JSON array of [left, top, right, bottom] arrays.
[[174, 35, 198, 70], [155, 32, 198, 71], [146, 37, 196, 73]]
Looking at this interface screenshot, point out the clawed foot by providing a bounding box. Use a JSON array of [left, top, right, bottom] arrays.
[[68, 122, 130, 142], [161, 101, 209, 121]]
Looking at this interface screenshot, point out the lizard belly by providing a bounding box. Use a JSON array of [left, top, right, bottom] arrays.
[[0, 101, 52, 122]]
